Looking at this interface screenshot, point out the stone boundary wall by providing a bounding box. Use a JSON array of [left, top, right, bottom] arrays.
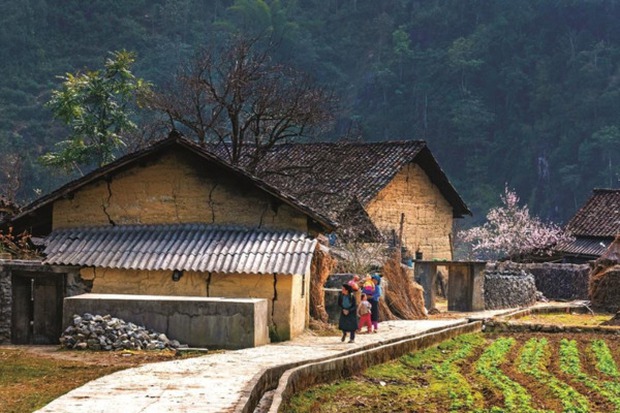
[[484, 271, 537, 310], [64, 293, 270, 349], [489, 262, 590, 300], [0, 264, 11, 342], [260, 321, 482, 413], [524, 263, 590, 300]]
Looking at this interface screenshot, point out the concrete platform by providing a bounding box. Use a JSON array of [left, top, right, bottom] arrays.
[[35, 318, 473, 413]]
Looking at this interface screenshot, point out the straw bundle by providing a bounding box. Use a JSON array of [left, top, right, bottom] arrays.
[[381, 252, 428, 320], [589, 235, 620, 313], [310, 245, 337, 323]]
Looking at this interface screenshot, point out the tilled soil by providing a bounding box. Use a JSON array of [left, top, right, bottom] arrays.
[[288, 332, 620, 413]]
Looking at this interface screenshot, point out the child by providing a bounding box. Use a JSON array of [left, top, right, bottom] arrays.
[[361, 274, 375, 296], [357, 293, 373, 333]]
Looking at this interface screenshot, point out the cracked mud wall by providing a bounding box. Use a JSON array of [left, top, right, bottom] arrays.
[[81, 267, 305, 341], [365, 163, 454, 260], [51, 150, 308, 231]]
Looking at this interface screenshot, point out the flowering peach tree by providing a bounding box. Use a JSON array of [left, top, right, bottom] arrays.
[[458, 186, 573, 261]]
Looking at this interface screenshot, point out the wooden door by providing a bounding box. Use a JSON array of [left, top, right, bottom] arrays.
[[11, 273, 64, 344], [11, 275, 32, 344], [447, 266, 473, 312]]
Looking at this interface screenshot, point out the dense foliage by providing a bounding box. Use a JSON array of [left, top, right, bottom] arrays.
[[1, 0, 619, 224], [43, 50, 150, 173]]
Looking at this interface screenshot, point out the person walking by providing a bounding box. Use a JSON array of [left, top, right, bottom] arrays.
[[357, 293, 373, 333], [338, 283, 358, 343], [369, 273, 382, 333]]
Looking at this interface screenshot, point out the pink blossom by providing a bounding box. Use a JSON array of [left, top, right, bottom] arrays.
[[458, 185, 573, 261]]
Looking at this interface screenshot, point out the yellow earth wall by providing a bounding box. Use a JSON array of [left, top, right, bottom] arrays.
[[52, 149, 308, 232], [365, 163, 454, 260], [80, 267, 307, 341]]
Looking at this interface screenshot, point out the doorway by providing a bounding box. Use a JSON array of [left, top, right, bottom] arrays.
[[11, 272, 64, 344]]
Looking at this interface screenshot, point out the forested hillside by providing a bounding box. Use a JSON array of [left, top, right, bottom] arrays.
[[1, 0, 619, 225]]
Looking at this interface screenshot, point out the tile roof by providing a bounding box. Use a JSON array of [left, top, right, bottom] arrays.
[[211, 140, 471, 220], [43, 224, 317, 276], [565, 189, 620, 237], [555, 236, 612, 258]]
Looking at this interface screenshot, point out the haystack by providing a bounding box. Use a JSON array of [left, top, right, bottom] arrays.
[[310, 244, 337, 323], [381, 252, 427, 320], [589, 234, 620, 313], [602, 311, 620, 326]]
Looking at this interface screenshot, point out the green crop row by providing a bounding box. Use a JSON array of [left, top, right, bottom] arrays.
[[559, 339, 620, 411], [592, 339, 620, 378], [475, 337, 544, 413], [432, 334, 481, 410], [518, 338, 589, 413]]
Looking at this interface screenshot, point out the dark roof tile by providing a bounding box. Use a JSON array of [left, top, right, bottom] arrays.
[[565, 189, 620, 237]]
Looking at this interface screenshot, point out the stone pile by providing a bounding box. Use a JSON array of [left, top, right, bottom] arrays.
[[484, 266, 538, 310], [60, 313, 183, 351]]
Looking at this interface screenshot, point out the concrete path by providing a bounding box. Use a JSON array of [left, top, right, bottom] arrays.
[[36, 317, 491, 413]]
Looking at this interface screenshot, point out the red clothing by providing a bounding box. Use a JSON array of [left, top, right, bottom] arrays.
[[358, 313, 372, 332]]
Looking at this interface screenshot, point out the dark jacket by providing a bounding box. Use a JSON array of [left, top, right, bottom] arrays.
[[338, 292, 358, 332]]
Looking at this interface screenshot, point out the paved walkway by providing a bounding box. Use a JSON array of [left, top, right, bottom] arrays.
[[36, 316, 495, 413], [34, 302, 587, 412]]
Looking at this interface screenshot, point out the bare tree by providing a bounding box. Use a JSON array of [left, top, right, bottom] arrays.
[[0, 153, 22, 202], [146, 35, 337, 169]]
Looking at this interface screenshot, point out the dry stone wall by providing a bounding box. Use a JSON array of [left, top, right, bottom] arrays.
[[524, 263, 589, 300], [484, 265, 537, 310], [0, 265, 11, 342]]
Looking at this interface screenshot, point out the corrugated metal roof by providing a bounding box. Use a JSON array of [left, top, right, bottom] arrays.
[[43, 224, 317, 276]]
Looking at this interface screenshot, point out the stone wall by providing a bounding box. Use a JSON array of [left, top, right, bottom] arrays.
[[365, 163, 454, 260], [526, 263, 590, 300], [63, 294, 269, 349], [52, 149, 308, 232], [0, 264, 11, 342], [484, 266, 537, 310]]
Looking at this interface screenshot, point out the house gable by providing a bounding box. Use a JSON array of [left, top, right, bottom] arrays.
[[52, 148, 308, 232], [366, 163, 454, 259], [10, 135, 337, 236]]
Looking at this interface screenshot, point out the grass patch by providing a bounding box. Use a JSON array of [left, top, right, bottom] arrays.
[[0, 349, 122, 412], [517, 313, 613, 326], [0, 347, 201, 413]]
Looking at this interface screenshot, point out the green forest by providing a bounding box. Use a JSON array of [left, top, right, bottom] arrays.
[[1, 0, 619, 225]]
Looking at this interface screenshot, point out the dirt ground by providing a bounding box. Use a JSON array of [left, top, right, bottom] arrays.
[[0, 344, 195, 367]]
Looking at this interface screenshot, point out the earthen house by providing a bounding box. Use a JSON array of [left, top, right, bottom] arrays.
[[557, 188, 620, 263], [214, 141, 471, 260], [3, 134, 336, 344]]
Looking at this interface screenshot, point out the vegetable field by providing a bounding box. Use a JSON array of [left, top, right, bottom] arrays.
[[287, 333, 620, 412]]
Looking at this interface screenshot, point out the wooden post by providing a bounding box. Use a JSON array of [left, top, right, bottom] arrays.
[[397, 213, 405, 262]]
